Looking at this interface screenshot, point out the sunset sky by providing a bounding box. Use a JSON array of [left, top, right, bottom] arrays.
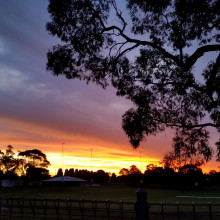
[[0, 0, 219, 176]]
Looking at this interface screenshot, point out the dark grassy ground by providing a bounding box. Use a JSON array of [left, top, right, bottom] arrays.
[[1, 185, 220, 220], [1, 184, 220, 203]]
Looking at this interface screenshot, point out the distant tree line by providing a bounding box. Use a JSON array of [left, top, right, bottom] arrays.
[[2, 145, 220, 188], [56, 168, 110, 183], [55, 163, 220, 188], [0, 145, 50, 185], [117, 164, 220, 189]]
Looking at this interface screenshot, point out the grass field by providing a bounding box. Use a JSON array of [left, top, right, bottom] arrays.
[[1, 185, 220, 220], [1, 184, 220, 204]]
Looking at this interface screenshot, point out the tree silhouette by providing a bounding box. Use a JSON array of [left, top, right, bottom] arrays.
[[56, 168, 63, 176], [160, 151, 181, 172], [0, 146, 51, 184], [26, 167, 50, 182], [110, 172, 117, 183], [94, 169, 110, 183], [178, 163, 203, 188], [47, 0, 220, 161], [18, 149, 50, 170], [118, 165, 143, 184], [0, 145, 20, 178], [68, 168, 75, 176], [119, 168, 130, 176], [18, 149, 51, 185], [129, 165, 142, 175], [161, 149, 206, 172]]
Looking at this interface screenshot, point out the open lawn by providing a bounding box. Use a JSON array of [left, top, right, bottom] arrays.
[[1, 184, 220, 203]]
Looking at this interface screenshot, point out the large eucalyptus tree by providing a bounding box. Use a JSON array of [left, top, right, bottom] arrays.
[[46, 0, 220, 163]]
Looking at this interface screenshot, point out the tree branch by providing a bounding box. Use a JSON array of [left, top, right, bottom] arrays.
[[103, 27, 220, 76], [184, 45, 220, 72], [150, 81, 206, 93], [114, 43, 140, 60], [206, 53, 220, 99], [103, 25, 182, 64], [166, 122, 219, 129], [111, 0, 127, 32]]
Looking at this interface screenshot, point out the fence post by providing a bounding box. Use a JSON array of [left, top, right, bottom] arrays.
[[135, 189, 149, 220]]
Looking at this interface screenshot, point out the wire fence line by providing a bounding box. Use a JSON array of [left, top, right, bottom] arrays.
[[0, 197, 136, 220], [149, 201, 220, 220], [1, 192, 220, 219]]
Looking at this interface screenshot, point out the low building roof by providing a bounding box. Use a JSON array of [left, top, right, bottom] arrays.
[[43, 176, 87, 182]]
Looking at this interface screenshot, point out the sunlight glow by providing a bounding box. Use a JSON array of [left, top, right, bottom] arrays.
[[46, 153, 160, 176], [1, 116, 219, 176]]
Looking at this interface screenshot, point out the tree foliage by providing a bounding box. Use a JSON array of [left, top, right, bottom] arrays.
[[0, 146, 51, 184], [18, 149, 51, 184], [119, 168, 130, 176], [119, 165, 142, 176], [161, 147, 207, 172], [56, 168, 64, 176], [0, 145, 20, 176], [63, 168, 110, 183], [47, 0, 220, 162], [18, 149, 50, 169]]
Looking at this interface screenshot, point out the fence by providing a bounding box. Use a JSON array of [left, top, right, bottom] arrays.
[[1, 189, 220, 220], [148, 202, 220, 220], [0, 197, 136, 220]]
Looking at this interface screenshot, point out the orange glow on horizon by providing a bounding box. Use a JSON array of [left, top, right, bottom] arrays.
[[46, 153, 161, 176], [1, 117, 220, 177], [46, 151, 220, 176]]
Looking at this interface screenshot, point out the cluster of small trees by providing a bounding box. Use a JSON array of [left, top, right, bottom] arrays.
[[56, 168, 110, 183], [117, 164, 220, 188], [0, 145, 50, 185]]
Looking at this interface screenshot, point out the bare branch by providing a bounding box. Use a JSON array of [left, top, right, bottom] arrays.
[[166, 122, 219, 129], [108, 41, 126, 57], [114, 43, 140, 60], [206, 53, 220, 98], [103, 25, 182, 65], [111, 0, 127, 32], [184, 45, 220, 72]]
